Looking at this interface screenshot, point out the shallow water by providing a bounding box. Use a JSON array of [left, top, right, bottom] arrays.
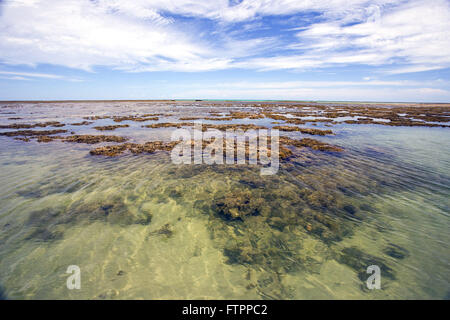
[[0, 101, 449, 299]]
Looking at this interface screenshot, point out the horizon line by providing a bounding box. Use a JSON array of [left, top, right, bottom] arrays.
[[1, 99, 449, 105]]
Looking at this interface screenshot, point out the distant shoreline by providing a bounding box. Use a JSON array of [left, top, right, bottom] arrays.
[[1, 99, 449, 105]]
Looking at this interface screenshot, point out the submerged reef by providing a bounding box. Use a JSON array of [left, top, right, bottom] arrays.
[[337, 247, 396, 281], [166, 157, 407, 297], [185, 168, 355, 293], [383, 243, 410, 259]]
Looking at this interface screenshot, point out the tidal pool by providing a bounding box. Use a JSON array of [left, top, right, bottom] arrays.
[[0, 101, 448, 299]]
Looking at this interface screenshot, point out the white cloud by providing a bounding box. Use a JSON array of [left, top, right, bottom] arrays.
[[0, 0, 449, 75], [0, 70, 63, 79], [0, 76, 32, 81], [0, 0, 215, 71], [287, 0, 450, 73], [0, 70, 84, 82]]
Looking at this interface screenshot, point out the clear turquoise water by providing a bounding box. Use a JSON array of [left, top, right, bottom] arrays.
[[0, 102, 448, 299]]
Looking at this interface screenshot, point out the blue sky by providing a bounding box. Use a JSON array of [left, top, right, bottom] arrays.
[[0, 0, 449, 102]]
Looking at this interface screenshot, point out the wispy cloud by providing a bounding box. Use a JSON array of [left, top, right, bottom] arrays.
[[0, 70, 63, 79], [0, 75, 32, 81], [1, 0, 449, 73], [0, 70, 83, 82]]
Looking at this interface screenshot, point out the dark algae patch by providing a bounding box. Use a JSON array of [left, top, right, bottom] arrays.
[[338, 246, 396, 281], [383, 243, 410, 260]]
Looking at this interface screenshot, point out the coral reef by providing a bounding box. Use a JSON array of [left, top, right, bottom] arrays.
[[113, 116, 159, 122], [90, 141, 177, 156], [273, 126, 334, 135], [0, 129, 67, 137], [143, 122, 195, 129], [62, 135, 127, 144], [71, 121, 93, 126], [280, 137, 343, 152], [0, 121, 65, 129], [93, 124, 129, 131]]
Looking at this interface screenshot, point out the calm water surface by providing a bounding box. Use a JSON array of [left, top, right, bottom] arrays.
[[0, 101, 448, 299]]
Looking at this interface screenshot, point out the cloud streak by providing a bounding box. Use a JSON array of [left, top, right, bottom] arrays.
[[0, 0, 449, 73]]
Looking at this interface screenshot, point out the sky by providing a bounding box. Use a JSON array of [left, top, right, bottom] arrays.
[[0, 0, 449, 102]]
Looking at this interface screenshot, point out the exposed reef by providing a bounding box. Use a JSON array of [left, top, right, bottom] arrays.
[[7, 133, 127, 144], [280, 137, 343, 152], [0, 129, 67, 137], [228, 111, 265, 119], [0, 121, 65, 129], [71, 121, 93, 126], [83, 114, 160, 122], [143, 122, 267, 132], [61, 135, 127, 144], [113, 116, 159, 122], [143, 122, 195, 129], [90, 141, 177, 156], [273, 126, 334, 135], [93, 124, 129, 131]]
